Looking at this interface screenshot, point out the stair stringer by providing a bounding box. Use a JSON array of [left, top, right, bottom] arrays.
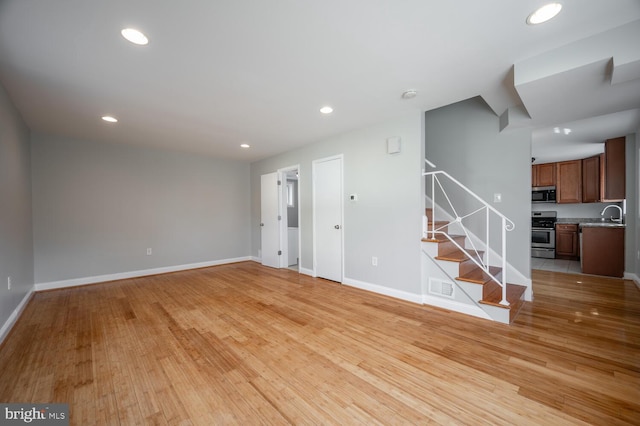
[[423, 199, 532, 301], [422, 241, 511, 324], [421, 244, 492, 321]]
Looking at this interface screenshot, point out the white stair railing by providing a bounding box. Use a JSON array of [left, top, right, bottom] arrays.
[[423, 159, 515, 306]]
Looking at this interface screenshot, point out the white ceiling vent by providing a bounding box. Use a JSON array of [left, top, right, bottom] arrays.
[[429, 278, 455, 299]]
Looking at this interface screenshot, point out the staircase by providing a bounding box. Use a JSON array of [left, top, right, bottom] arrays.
[[422, 208, 526, 324]]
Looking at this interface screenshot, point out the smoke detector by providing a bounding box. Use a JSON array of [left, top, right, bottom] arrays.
[[401, 90, 418, 99]]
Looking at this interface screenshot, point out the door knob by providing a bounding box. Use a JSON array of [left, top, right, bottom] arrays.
[[334, 225, 340, 229], [260, 223, 264, 227]]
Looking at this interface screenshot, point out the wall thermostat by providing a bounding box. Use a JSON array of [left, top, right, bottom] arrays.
[[387, 137, 401, 154]]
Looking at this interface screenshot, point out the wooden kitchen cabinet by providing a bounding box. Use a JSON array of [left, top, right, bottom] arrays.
[[556, 160, 582, 203], [532, 163, 556, 187], [603, 137, 625, 201], [581, 226, 624, 277], [582, 155, 600, 203], [556, 223, 579, 260]]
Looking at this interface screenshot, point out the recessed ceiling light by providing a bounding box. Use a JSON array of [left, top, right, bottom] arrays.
[[102, 116, 118, 123], [553, 127, 572, 135], [121, 28, 149, 45], [320, 106, 333, 114], [527, 3, 562, 25], [401, 90, 418, 99], [240, 143, 250, 148]]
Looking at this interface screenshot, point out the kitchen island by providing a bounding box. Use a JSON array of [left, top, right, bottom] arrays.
[[555, 218, 625, 277], [580, 223, 625, 278]]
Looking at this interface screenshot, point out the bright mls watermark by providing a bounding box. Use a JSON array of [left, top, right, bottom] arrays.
[[1, 404, 68, 425]]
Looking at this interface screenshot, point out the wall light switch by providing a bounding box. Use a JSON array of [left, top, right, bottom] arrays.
[[494, 193, 502, 203]]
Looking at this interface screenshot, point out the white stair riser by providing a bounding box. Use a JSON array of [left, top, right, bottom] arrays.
[[455, 280, 484, 301], [433, 259, 461, 278], [421, 241, 439, 257]]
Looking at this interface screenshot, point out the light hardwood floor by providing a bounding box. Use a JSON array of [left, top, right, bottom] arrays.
[[1, 262, 639, 425]]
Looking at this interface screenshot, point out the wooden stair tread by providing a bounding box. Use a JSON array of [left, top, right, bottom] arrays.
[[435, 248, 484, 263], [457, 266, 501, 285], [426, 220, 449, 230], [479, 283, 526, 309], [421, 233, 464, 243]]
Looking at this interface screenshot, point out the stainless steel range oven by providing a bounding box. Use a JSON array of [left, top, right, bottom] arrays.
[[532, 211, 557, 259]]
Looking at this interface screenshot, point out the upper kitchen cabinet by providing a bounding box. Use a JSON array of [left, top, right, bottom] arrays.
[[582, 155, 600, 203], [532, 163, 556, 187], [556, 160, 582, 203], [602, 137, 625, 201]]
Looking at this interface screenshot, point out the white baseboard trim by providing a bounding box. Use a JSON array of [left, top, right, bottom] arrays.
[[299, 267, 315, 277], [523, 278, 533, 301], [624, 272, 640, 290], [0, 288, 34, 345], [422, 294, 492, 320], [342, 277, 422, 304], [34, 256, 252, 291], [251, 256, 261, 263]]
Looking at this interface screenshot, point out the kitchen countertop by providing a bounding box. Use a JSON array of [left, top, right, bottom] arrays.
[[556, 218, 625, 228]]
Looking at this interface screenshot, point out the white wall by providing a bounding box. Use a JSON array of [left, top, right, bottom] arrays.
[[31, 134, 251, 285], [424, 97, 532, 281], [0, 82, 33, 334], [625, 133, 639, 279], [250, 110, 424, 297]]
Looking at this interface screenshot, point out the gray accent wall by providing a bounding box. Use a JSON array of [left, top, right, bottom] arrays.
[[0, 83, 33, 327], [424, 97, 532, 280], [251, 111, 424, 295], [31, 134, 251, 284]]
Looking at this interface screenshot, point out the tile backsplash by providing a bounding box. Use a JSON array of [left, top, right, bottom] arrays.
[[532, 201, 623, 219]]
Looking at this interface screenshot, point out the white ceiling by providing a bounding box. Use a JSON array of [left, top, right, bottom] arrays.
[[0, 0, 639, 162], [531, 109, 640, 163]]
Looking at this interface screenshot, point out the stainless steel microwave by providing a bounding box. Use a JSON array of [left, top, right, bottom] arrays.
[[532, 186, 556, 203]]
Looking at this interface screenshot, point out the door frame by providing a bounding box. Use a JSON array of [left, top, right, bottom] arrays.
[[278, 164, 301, 270], [312, 154, 344, 281]]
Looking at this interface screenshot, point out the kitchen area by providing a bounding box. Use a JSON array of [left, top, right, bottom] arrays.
[[531, 136, 626, 277]]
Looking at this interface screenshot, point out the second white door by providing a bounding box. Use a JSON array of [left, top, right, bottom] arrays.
[[313, 156, 343, 282], [261, 172, 280, 268]]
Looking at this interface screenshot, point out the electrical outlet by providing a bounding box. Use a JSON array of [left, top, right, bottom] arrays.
[[372, 256, 378, 266], [7, 276, 11, 290], [146, 248, 152, 256]]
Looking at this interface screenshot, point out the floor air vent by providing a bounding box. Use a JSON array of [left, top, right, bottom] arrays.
[[429, 278, 454, 299]]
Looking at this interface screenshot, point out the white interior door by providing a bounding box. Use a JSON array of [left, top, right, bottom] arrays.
[[261, 172, 280, 268], [313, 156, 343, 282]]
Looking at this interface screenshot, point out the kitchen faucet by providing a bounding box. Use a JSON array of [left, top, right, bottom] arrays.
[[600, 204, 623, 223]]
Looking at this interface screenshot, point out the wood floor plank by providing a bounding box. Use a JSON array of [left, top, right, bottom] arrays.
[[1, 262, 639, 425]]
